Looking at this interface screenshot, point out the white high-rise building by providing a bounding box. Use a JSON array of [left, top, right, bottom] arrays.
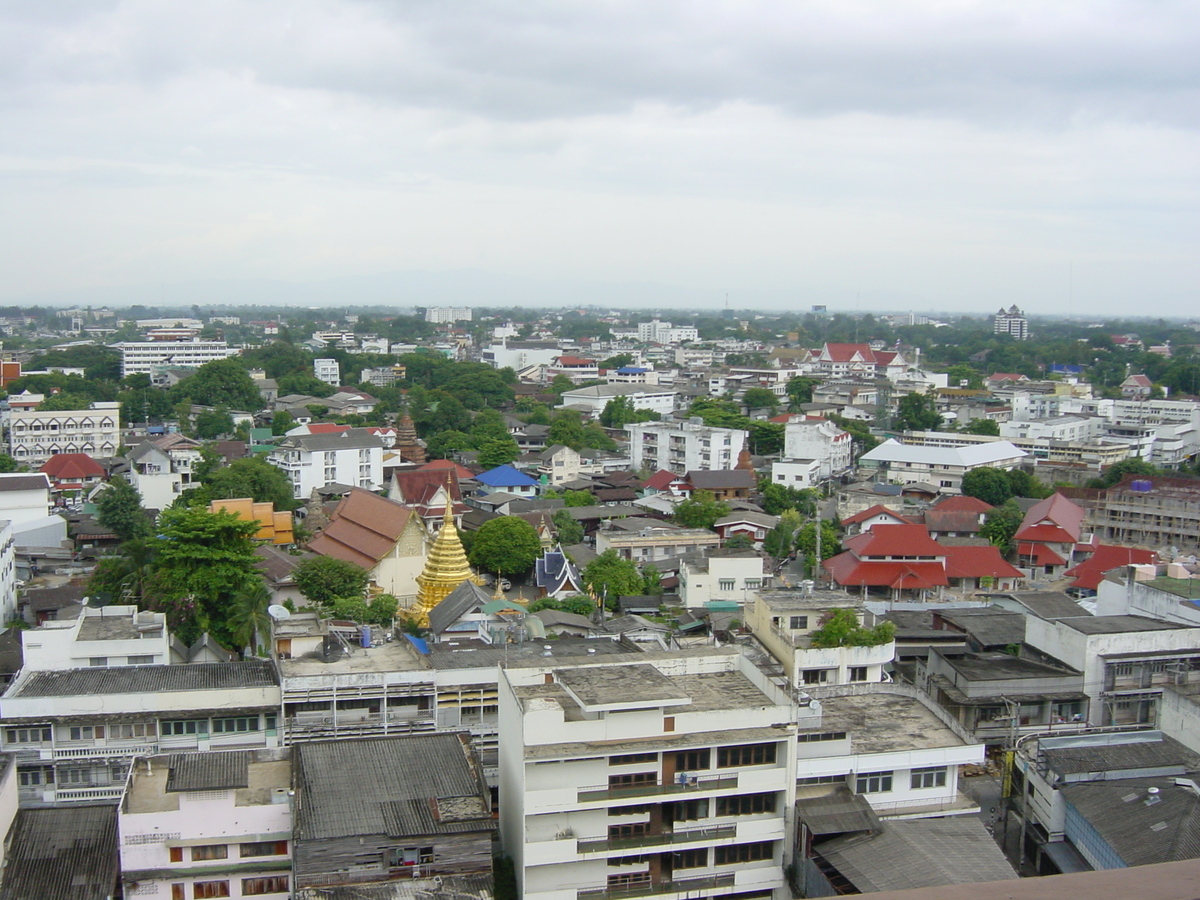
[[993, 305, 1029, 340], [313, 358, 340, 387], [114, 340, 239, 378], [638, 320, 699, 344], [425, 307, 473, 323], [627, 419, 747, 474], [498, 650, 803, 900]]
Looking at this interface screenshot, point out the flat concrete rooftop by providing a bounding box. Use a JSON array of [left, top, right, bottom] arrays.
[[942, 651, 1079, 682], [811, 693, 966, 753]]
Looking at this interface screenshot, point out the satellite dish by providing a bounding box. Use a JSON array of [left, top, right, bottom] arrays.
[[267, 605, 291, 621]]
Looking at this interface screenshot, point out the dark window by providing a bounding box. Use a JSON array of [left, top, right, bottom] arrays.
[[717, 743, 777, 768], [714, 842, 774, 865], [171, 886, 184, 900], [607, 873, 652, 888], [610, 752, 657, 766], [608, 854, 650, 867], [242, 876, 289, 895], [609, 772, 657, 790], [910, 767, 947, 789], [192, 882, 230, 899], [797, 732, 846, 743], [240, 840, 288, 857], [856, 771, 893, 793], [667, 798, 708, 821], [191, 845, 228, 861], [674, 749, 710, 771], [671, 847, 708, 869], [608, 823, 649, 840], [849, 667, 868, 682], [169, 847, 183, 863], [716, 793, 776, 816], [789, 616, 808, 629], [663, 716, 675, 732]]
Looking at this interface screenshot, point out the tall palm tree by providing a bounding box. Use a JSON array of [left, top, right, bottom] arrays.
[[227, 580, 272, 658]]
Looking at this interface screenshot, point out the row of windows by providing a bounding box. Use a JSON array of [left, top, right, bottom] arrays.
[[171, 877, 287, 899], [855, 767, 948, 793], [9, 717, 277, 746], [604, 841, 773, 878], [717, 743, 777, 768], [169, 841, 287, 863]]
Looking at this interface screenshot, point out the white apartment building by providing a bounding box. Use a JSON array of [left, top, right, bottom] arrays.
[[0, 660, 280, 805], [559, 384, 678, 418], [498, 650, 803, 900], [678, 553, 772, 610], [483, 341, 563, 371], [770, 458, 822, 489], [425, 307, 473, 323], [993, 305, 1029, 340], [119, 748, 293, 900], [114, 340, 239, 377], [128, 434, 204, 510], [1000, 415, 1106, 444], [6, 401, 120, 466], [782, 417, 853, 480], [746, 591, 894, 689], [858, 439, 1027, 492], [267, 429, 385, 498], [313, 358, 341, 386], [638, 320, 699, 344], [626, 420, 748, 474], [21, 605, 171, 671]]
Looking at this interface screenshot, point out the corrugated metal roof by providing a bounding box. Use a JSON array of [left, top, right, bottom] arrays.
[[0, 805, 118, 900], [294, 734, 495, 841], [166, 750, 251, 792], [10, 660, 277, 697]]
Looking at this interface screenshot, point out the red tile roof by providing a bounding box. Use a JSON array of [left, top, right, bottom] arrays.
[[391, 469, 462, 506], [642, 469, 680, 491], [39, 453, 104, 480], [943, 545, 1023, 580], [823, 552, 948, 589], [822, 342, 877, 363], [1015, 493, 1085, 544], [841, 504, 911, 527], [933, 495, 994, 514], [1065, 545, 1158, 591], [308, 488, 417, 569], [1017, 541, 1067, 566], [844, 524, 946, 558], [305, 423, 350, 434]]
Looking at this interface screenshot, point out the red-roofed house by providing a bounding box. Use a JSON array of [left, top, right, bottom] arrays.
[[985, 373, 1030, 389], [1121, 374, 1153, 399], [546, 355, 599, 384], [932, 495, 994, 515], [1065, 545, 1159, 593], [388, 468, 467, 532], [824, 524, 950, 600], [641, 469, 688, 496], [39, 453, 105, 496], [943, 545, 1023, 591], [1014, 493, 1086, 579], [840, 505, 912, 536]]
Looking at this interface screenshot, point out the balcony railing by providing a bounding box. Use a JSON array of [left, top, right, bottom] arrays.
[[54, 744, 157, 760], [54, 786, 127, 803], [578, 824, 736, 854], [578, 872, 735, 900], [578, 774, 738, 803]]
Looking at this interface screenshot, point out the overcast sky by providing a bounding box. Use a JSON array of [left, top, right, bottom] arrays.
[[1, 1, 1196, 315]]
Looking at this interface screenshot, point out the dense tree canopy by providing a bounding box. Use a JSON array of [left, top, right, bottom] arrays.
[[293, 556, 370, 605], [582, 550, 643, 607], [95, 476, 152, 542], [169, 358, 263, 411], [468, 516, 543, 575], [673, 490, 729, 530]]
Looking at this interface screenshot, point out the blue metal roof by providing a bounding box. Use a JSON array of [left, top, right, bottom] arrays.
[[475, 464, 539, 487]]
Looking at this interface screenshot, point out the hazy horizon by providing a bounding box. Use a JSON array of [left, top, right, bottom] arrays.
[[2, 3, 1197, 316]]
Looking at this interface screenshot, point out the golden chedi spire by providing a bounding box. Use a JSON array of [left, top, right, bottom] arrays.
[[412, 481, 474, 626]]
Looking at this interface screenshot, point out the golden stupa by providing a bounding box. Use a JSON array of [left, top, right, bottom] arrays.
[[412, 486, 475, 626]]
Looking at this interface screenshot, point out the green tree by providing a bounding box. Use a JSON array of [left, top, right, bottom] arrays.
[[599, 353, 635, 370], [552, 509, 584, 545], [271, 411, 295, 436], [785, 377, 819, 410], [144, 506, 262, 647], [599, 396, 660, 428], [961, 468, 1014, 506], [367, 593, 400, 625], [758, 481, 817, 517], [468, 516, 543, 575], [809, 608, 896, 648], [425, 429, 472, 461], [169, 357, 262, 410], [201, 455, 298, 509], [37, 392, 92, 412], [673, 490, 729, 530], [723, 533, 754, 550], [742, 387, 779, 412], [642, 565, 664, 596], [293, 556, 370, 605], [980, 500, 1024, 556], [1006, 468, 1051, 499], [476, 437, 520, 469], [582, 550, 644, 607], [194, 407, 235, 440], [0, 455, 19, 473], [468, 408, 511, 445], [1087, 457, 1160, 489], [95, 476, 152, 542], [226, 580, 271, 656], [562, 490, 594, 508], [963, 418, 1000, 436], [547, 410, 586, 450], [894, 392, 943, 432], [795, 520, 842, 576], [763, 509, 802, 559], [945, 364, 984, 390]]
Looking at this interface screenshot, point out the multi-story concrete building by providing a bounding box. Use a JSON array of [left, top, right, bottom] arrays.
[[0, 660, 280, 805], [595, 524, 721, 563], [114, 340, 239, 378], [1091, 475, 1200, 552], [313, 358, 340, 387], [558, 384, 678, 418], [20, 605, 171, 671], [119, 748, 293, 900], [6, 401, 120, 466], [747, 590, 894, 689], [267, 429, 385, 498], [638, 319, 699, 344], [678, 551, 772, 610], [127, 433, 205, 510], [993, 304, 1029, 340], [498, 650, 803, 900], [626, 419, 747, 474], [782, 417, 853, 480], [425, 307, 473, 323], [857, 438, 1026, 492]]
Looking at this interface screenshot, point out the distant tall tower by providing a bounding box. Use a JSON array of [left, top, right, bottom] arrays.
[[993, 305, 1029, 340]]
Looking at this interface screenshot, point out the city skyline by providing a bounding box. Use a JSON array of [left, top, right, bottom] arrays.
[[1, 2, 1196, 315]]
